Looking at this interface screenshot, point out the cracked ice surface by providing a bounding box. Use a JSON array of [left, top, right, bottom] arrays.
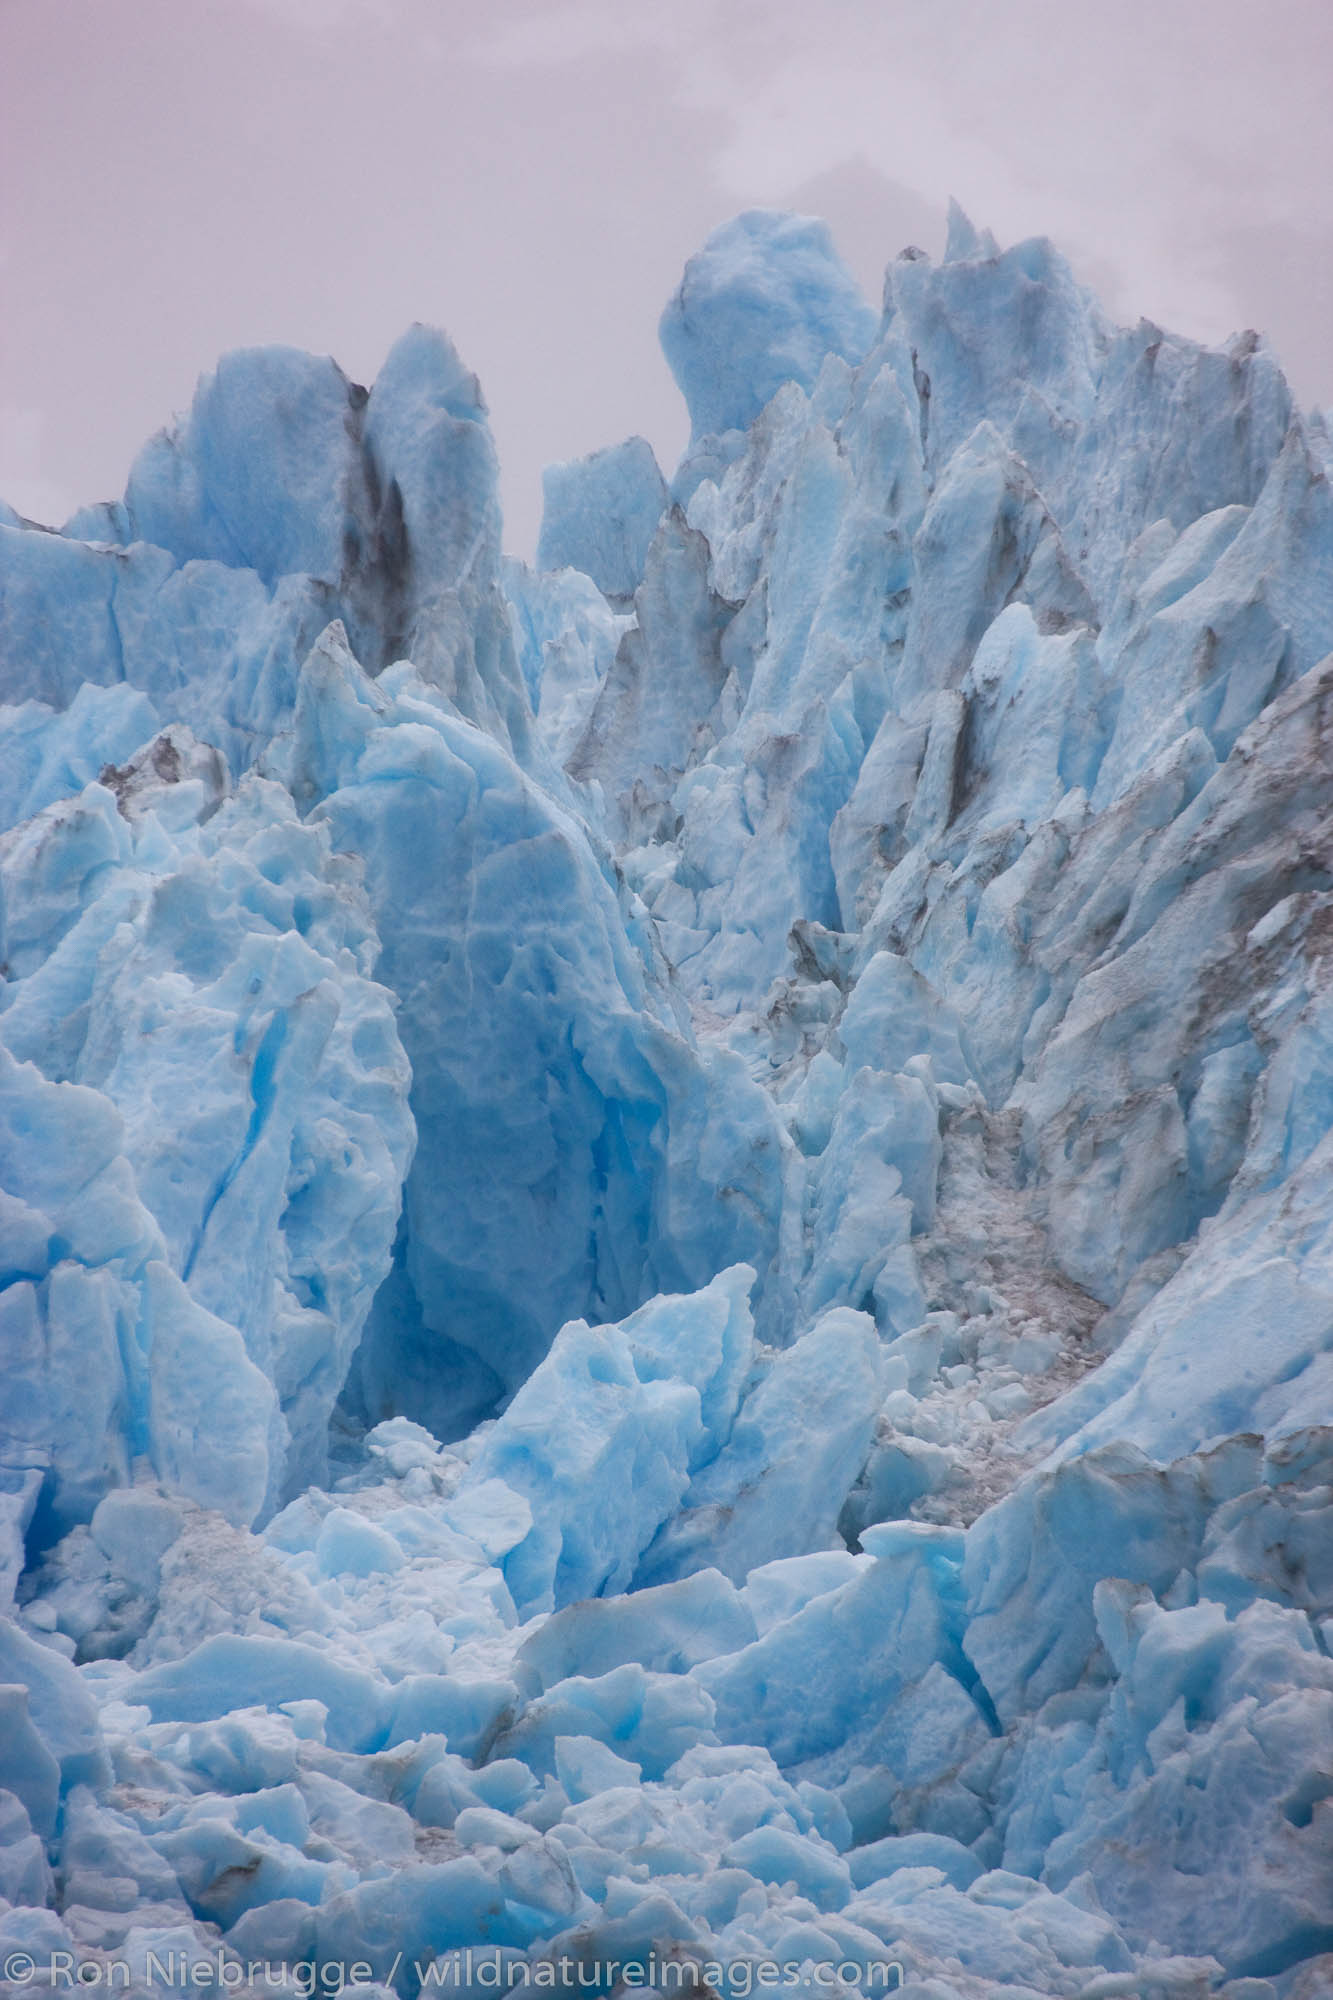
[[2, 204, 1332, 1997]]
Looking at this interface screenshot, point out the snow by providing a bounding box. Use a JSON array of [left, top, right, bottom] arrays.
[[2, 202, 1333, 1996]]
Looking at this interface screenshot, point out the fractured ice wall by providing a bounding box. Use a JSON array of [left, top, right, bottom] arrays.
[[2, 199, 1333, 1997]]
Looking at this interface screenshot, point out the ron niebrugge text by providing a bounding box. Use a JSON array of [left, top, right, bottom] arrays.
[[2, 1950, 907, 1993]]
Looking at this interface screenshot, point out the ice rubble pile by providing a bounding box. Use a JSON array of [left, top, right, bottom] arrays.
[[2, 203, 1332, 1997]]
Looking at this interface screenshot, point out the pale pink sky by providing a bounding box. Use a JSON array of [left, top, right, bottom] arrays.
[[3, 0, 1331, 554]]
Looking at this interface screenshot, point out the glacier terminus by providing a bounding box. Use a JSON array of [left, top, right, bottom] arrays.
[[1, 202, 1332, 1998]]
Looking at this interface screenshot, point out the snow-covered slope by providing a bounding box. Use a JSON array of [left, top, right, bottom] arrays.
[[2, 204, 1331, 1998]]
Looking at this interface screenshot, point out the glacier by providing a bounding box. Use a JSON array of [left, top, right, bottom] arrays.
[[1, 199, 1332, 1997]]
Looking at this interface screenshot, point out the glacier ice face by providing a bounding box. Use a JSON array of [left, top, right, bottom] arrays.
[[0, 748, 414, 1526], [269, 632, 789, 1435], [3, 202, 1333, 1997], [661, 211, 879, 446], [634, 1305, 884, 1589], [117, 346, 364, 588], [536, 437, 668, 606], [463, 1266, 756, 1617], [1, 325, 534, 774], [504, 555, 632, 769]]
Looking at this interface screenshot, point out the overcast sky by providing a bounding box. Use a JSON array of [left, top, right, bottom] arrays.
[[3, 0, 1331, 555]]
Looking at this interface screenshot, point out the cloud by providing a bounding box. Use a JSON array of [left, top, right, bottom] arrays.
[[465, 0, 712, 69], [0, 407, 78, 528], [6, 0, 1330, 565], [235, 0, 399, 29], [684, 1, 1332, 340], [467, 0, 1333, 374]]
